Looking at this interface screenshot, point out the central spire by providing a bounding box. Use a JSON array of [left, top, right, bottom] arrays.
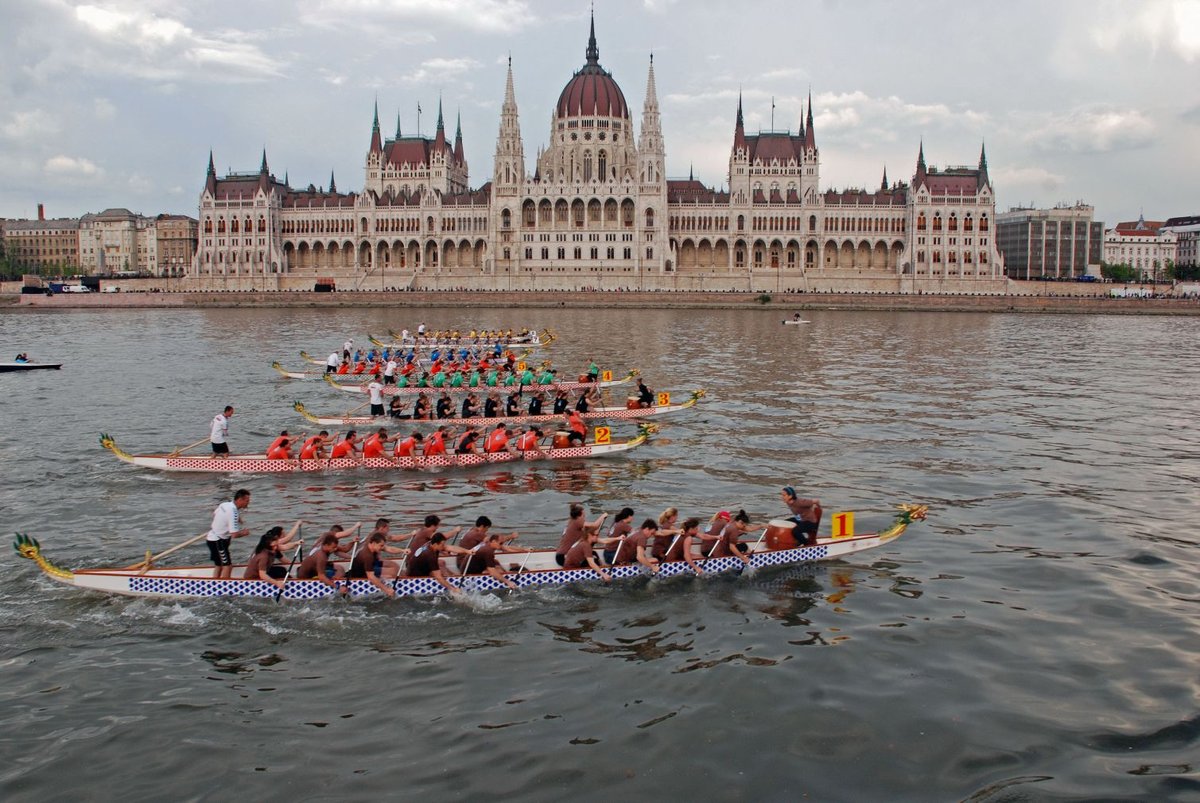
[[585, 9, 599, 65]]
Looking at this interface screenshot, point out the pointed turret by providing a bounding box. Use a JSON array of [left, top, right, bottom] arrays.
[[395, 111, 402, 140], [329, 170, 337, 194], [493, 55, 525, 194], [258, 148, 270, 191], [260, 148, 269, 175], [205, 150, 217, 194], [915, 140, 927, 187], [881, 166, 888, 191], [433, 97, 446, 152], [369, 100, 383, 154], [638, 53, 665, 185], [804, 90, 816, 149], [733, 92, 746, 152], [283, 170, 289, 188], [977, 140, 989, 189], [454, 111, 464, 163], [586, 8, 599, 65]]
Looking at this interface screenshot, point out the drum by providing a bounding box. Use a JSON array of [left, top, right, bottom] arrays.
[[765, 519, 800, 551], [578, 374, 590, 383], [626, 396, 641, 410], [552, 431, 571, 449]]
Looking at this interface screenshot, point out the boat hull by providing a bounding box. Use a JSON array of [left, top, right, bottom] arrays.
[[0, 363, 62, 372], [318, 370, 637, 396]]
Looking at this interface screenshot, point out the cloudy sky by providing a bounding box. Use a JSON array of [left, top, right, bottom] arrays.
[[2, 0, 1198, 225]]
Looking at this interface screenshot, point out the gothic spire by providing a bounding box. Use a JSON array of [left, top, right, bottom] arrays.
[[329, 170, 337, 194], [586, 8, 599, 65], [977, 140, 989, 189], [433, 96, 446, 151], [205, 150, 217, 194], [454, 110, 465, 163], [881, 165, 888, 191], [395, 111, 402, 139], [915, 140, 927, 186], [733, 92, 746, 152], [803, 90, 815, 148], [369, 99, 383, 154], [260, 148, 269, 175]]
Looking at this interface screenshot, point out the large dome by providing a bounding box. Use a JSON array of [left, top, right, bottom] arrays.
[[555, 18, 628, 120]]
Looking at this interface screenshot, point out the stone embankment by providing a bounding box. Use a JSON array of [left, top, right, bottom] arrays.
[[3, 289, 1197, 315]]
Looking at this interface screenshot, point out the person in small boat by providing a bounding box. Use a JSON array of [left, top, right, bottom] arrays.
[[781, 486, 821, 546], [14, 353, 30, 364], [330, 430, 361, 460], [243, 523, 303, 589], [563, 525, 611, 583], [408, 515, 461, 553], [349, 533, 406, 597], [207, 489, 251, 579], [265, 430, 300, 460], [458, 532, 519, 590], [602, 507, 636, 565], [664, 517, 706, 575], [611, 519, 660, 575], [710, 509, 753, 565], [456, 515, 523, 570], [210, 405, 233, 457], [586, 359, 600, 382], [556, 504, 608, 566], [635, 379, 654, 408], [297, 533, 347, 592], [699, 510, 731, 554], [405, 533, 465, 595], [299, 431, 330, 460]]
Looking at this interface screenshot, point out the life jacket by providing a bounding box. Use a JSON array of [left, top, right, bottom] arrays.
[[516, 431, 539, 450], [484, 429, 508, 453], [265, 435, 288, 456], [395, 437, 418, 457], [424, 433, 447, 456], [330, 439, 356, 459], [299, 436, 323, 459], [353, 361, 367, 374], [266, 444, 291, 460], [336, 363, 350, 374], [568, 412, 586, 437]]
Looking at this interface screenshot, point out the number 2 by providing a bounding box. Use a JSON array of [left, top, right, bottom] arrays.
[[594, 426, 611, 444]]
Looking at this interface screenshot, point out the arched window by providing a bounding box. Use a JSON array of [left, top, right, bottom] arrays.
[[523, 200, 536, 227], [809, 215, 817, 232], [980, 215, 989, 232], [598, 150, 607, 181], [645, 208, 655, 227], [964, 214, 974, 232], [917, 213, 926, 231], [932, 214, 942, 232], [230, 218, 239, 233], [583, 151, 593, 182], [204, 219, 213, 233], [217, 218, 226, 234], [737, 215, 745, 231], [949, 214, 958, 232]]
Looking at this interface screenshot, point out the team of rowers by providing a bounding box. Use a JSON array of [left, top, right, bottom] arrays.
[[388, 326, 544, 348], [262, 410, 591, 462], [221, 486, 823, 596], [326, 344, 526, 379]]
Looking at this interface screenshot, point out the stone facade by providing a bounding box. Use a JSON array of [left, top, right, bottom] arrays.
[[996, 204, 1105, 279], [79, 208, 157, 274], [1161, 215, 1200, 270], [154, 214, 198, 276], [4, 213, 80, 273], [192, 13, 1004, 292], [1104, 215, 1178, 280]]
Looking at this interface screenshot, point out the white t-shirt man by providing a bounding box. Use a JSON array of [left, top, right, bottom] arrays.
[[417, 323, 426, 336], [383, 359, 397, 378], [368, 381, 385, 405], [207, 500, 241, 542], [327, 352, 340, 369], [210, 412, 229, 445]]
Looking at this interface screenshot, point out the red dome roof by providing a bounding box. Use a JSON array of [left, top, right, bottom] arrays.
[[555, 16, 628, 120]]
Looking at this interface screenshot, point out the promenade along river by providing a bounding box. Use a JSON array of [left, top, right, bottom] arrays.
[[0, 306, 1197, 801]]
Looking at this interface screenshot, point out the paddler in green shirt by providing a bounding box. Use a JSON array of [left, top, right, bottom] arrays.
[[520, 366, 536, 385], [431, 371, 447, 388], [449, 370, 464, 388], [537, 367, 555, 384], [416, 373, 429, 388], [468, 368, 481, 387], [504, 370, 519, 387], [486, 368, 500, 387]]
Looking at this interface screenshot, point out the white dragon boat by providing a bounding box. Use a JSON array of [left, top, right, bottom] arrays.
[[12, 505, 928, 600], [273, 351, 537, 381], [291, 390, 704, 427], [98, 425, 653, 474], [368, 328, 553, 351], [313, 369, 638, 397]]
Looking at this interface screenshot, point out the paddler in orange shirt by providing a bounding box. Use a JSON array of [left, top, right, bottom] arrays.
[[515, 426, 544, 454], [265, 430, 300, 459], [423, 425, 452, 457], [361, 427, 400, 461], [330, 430, 361, 460], [394, 431, 423, 458], [483, 422, 512, 454], [565, 410, 587, 446], [298, 431, 330, 460]]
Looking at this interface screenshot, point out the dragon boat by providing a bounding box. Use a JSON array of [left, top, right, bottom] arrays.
[[12, 505, 928, 600], [368, 329, 553, 351], [98, 425, 653, 474], [317, 369, 638, 397], [291, 390, 704, 427], [274, 351, 536, 381]]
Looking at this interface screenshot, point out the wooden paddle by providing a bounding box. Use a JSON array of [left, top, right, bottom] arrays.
[[274, 527, 304, 603], [169, 436, 211, 457], [124, 530, 210, 573], [506, 549, 534, 594]]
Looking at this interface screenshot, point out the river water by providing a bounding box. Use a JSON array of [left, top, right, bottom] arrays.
[[0, 306, 1198, 801]]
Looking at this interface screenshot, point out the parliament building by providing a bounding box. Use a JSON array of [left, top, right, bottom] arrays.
[[194, 15, 1005, 292]]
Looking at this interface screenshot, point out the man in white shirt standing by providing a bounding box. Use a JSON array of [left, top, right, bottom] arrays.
[[382, 355, 398, 385], [207, 489, 251, 578], [326, 351, 340, 374], [343, 338, 354, 360], [367, 374, 386, 417], [210, 405, 233, 457]]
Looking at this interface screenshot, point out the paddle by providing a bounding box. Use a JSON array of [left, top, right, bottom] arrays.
[[274, 528, 304, 603], [123, 530, 209, 572], [340, 536, 361, 597], [506, 548, 534, 594], [169, 436, 211, 457], [657, 532, 684, 577]]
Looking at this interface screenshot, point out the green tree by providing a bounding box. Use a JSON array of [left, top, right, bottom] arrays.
[[1100, 261, 1137, 282]]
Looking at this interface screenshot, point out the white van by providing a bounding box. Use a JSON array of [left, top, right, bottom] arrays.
[[61, 284, 92, 293]]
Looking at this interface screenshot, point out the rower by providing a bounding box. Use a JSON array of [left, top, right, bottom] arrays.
[[556, 504, 607, 566], [528, 391, 545, 416], [265, 430, 299, 459], [562, 526, 611, 584], [458, 532, 519, 590], [408, 515, 461, 552], [348, 533, 405, 597], [483, 392, 500, 418], [423, 425, 452, 457], [362, 427, 399, 459], [297, 533, 347, 592], [330, 430, 361, 460], [505, 391, 522, 417], [455, 425, 481, 454], [436, 391, 455, 420], [299, 431, 330, 460], [412, 393, 432, 420], [388, 396, 407, 418], [515, 426, 544, 454], [651, 507, 682, 562], [710, 509, 753, 565], [243, 523, 302, 590], [483, 423, 512, 454], [461, 392, 481, 419], [610, 519, 659, 575], [552, 389, 570, 415], [405, 534, 466, 595], [394, 431, 423, 457], [602, 507, 636, 565], [664, 518, 706, 575]]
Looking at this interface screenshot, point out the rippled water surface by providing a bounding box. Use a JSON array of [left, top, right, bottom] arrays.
[[1, 306, 1198, 801]]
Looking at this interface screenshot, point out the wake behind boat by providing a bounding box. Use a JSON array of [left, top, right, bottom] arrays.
[[98, 426, 653, 474], [12, 505, 928, 600], [291, 390, 704, 428]]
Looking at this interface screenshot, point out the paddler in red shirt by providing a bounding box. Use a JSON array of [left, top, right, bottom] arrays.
[[394, 431, 423, 458], [565, 410, 587, 446], [330, 430, 361, 460], [515, 426, 544, 454], [423, 425, 452, 457], [361, 427, 400, 461], [265, 430, 300, 459]]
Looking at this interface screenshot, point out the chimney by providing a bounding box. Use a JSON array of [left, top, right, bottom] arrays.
[[37, 203, 45, 221]]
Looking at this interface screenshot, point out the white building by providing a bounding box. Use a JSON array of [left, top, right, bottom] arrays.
[[1103, 215, 1178, 281], [79, 208, 158, 275], [1161, 215, 1200, 270]]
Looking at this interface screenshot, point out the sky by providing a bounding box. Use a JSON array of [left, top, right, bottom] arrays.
[[1, 0, 1198, 226]]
